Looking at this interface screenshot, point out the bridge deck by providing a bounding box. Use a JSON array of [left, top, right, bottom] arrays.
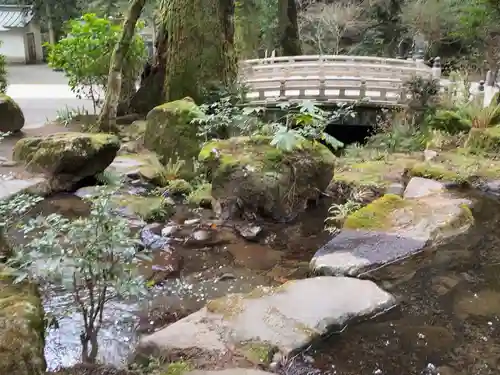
[[240, 55, 439, 107]]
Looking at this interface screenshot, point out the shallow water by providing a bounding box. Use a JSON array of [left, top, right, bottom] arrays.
[[25, 192, 329, 370], [307, 191, 500, 375], [19, 188, 500, 374]]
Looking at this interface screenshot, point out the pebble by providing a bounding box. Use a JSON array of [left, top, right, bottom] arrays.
[[184, 218, 200, 225], [162, 225, 178, 237], [235, 223, 263, 240]]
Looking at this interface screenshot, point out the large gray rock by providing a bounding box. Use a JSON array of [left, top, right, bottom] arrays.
[[137, 277, 395, 363], [0, 94, 24, 132], [311, 179, 474, 277], [13, 132, 120, 191]]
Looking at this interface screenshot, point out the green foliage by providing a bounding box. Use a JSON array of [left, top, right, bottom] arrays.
[[7, 186, 149, 362], [324, 200, 363, 233], [196, 98, 346, 152], [46, 13, 146, 112], [0, 44, 7, 94], [0, 193, 43, 232]]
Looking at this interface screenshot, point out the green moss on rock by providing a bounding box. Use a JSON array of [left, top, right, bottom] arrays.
[[344, 194, 406, 230], [13, 132, 120, 190], [236, 341, 274, 365], [115, 195, 175, 222], [144, 98, 205, 167], [0, 269, 45, 375], [186, 183, 212, 207], [198, 136, 335, 221]]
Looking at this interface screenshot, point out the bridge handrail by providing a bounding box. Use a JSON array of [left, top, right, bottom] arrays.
[[242, 55, 430, 69], [245, 76, 404, 85], [243, 61, 433, 78]]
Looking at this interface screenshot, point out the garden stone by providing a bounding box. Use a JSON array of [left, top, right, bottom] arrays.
[[136, 277, 395, 365], [0, 94, 24, 132], [198, 136, 335, 222], [13, 132, 120, 191], [311, 189, 473, 277]]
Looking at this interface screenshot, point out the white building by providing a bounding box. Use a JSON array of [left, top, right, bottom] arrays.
[[0, 4, 43, 64]]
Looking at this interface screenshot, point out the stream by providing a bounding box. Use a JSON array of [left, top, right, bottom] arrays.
[[10, 188, 500, 374]]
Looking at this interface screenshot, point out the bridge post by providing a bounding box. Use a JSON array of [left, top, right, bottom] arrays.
[[432, 57, 441, 79], [360, 79, 366, 100]]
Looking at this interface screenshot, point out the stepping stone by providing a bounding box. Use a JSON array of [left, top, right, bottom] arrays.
[[136, 277, 395, 364], [311, 178, 473, 277]]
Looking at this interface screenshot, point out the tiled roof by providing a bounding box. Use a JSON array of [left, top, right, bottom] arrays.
[[0, 5, 33, 30]]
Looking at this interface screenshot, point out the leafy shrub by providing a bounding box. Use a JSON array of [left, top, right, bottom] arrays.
[[426, 109, 471, 134], [7, 186, 149, 363], [46, 13, 147, 113]]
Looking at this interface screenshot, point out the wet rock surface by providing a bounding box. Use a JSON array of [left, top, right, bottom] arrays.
[[311, 178, 474, 277], [0, 176, 47, 200], [137, 277, 396, 365]]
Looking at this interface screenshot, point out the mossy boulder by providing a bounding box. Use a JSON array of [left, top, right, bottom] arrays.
[[198, 136, 335, 222], [0, 268, 46, 375], [144, 98, 205, 167], [13, 132, 120, 191], [464, 127, 500, 153], [0, 94, 24, 133]]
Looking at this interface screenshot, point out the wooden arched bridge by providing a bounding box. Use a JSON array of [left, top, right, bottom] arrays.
[[239, 55, 442, 107]]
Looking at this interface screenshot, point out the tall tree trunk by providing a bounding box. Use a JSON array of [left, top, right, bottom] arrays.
[[278, 0, 301, 56], [97, 0, 147, 132], [162, 0, 237, 103]]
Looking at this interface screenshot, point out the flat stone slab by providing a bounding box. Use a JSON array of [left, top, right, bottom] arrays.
[[311, 178, 473, 277], [0, 177, 46, 200], [137, 277, 395, 361]]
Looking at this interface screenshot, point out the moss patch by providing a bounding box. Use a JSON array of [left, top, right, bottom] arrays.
[[344, 194, 406, 230], [186, 183, 212, 207], [0, 269, 46, 375], [164, 360, 193, 375], [115, 195, 175, 222], [334, 153, 417, 188], [144, 98, 205, 168], [410, 150, 500, 183], [235, 341, 274, 365]]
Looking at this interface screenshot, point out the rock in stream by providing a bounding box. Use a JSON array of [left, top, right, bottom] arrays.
[[136, 277, 396, 366]]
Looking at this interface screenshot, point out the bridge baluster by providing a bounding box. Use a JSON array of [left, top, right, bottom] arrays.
[[360, 80, 366, 100], [432, 57, 441, 79]]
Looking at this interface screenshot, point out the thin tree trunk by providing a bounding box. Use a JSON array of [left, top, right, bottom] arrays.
[[45, 2, 56, 44], [97, 0, 147, 132], [162, 0, 237, 103], [278, 0, 302, 56]]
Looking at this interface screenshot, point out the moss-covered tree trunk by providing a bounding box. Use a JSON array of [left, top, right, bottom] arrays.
[[97, 0, 147, 132], [235, 0, 261, 59], [278, 0, 302, 56], [162, 0, 237, 103]]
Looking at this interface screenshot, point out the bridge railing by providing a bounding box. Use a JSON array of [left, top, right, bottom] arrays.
[[240, 55, 440, 106]]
